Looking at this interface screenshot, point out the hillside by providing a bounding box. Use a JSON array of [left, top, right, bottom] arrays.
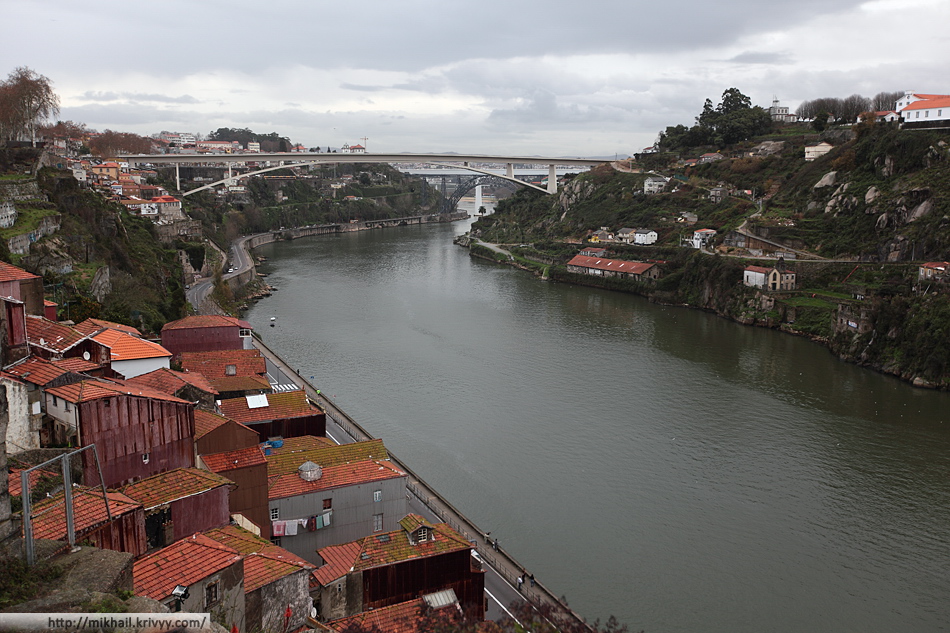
[[469, 124, 950, 387]]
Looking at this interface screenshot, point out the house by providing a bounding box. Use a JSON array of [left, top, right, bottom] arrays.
[[311, 514, 484, 622], [218, 390, 326, 440], [2, 356, 90, 449], [589, 229, 613, 243], [919, 261, 950, 281], [265, 437, 408, 562], [691, 228, 717, 249], [24, 316, 111, 365], [201, 444, 271, 539], [699, 152, 724, 163], [73, 318, 142, 338], [896, 91, 950, 126], [0, 260, 45, 316], [743, 266, 770, 289], [44, 379, 196, 487], [26, 486, 147, 557], [565, 255, 660, 282], [194, 409, 261, 455], [870, 110, 900, 123], [616, 228, 636, 243], [579, 247, 607, 258], [161, 315, 254, 359], [205, 525, 314, 633], [91, 329, 172, 379], [133, 533, 246, 631], [179, 349, 271, 398], [634, 229, 658, 245], [768, 98, 798, 123], [127, 367, 218, 410], [323, 593, 465, 633], [122, 467, 233, 550], [767, 260, 796, 291], [709, 187, 728, 203], [88, 162, 120, 182], [805, 142, 833, 161], [643, 175, 667, 194]]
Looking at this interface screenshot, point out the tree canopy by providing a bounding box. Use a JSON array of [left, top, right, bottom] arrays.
[[657, 88, 772, 151], [0, 66, 60, 146], [207, 127, 293, 152]]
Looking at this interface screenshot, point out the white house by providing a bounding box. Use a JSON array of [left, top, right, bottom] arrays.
[[743, 265, 770, 288], [898, 94, 950, 125], [643, 175, 667, 194], [805, 142, 833, 161], [691, 228, 717, 249], [634, 229, 658, 245]]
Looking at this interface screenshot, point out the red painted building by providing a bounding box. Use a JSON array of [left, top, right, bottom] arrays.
[[202, 445, 271, 539], [43, 379, 196, 488], [179, 349, 271, 398], [161, 315, 254, 360], [218, 390, 326, 440], [0, 260, 45, 316]]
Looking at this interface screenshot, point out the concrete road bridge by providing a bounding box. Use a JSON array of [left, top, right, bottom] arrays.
[[124, 151, 613, 197]]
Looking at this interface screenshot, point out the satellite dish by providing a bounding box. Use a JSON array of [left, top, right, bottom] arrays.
[[83, 351, 91, 361]]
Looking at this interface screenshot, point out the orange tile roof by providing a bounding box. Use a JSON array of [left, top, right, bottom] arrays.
[[268, 459, 405, 501], [162, 315, 252, 331], [204, 525, 310, 565], [326, 598, 432, 633], [133, 533, 242, 600], [25, 316, 87, 353], [179, 349, 266, 379], [219, 391, 320, 424], [29, 487, 142, 541], [93, 329, 171, 361], [74, 318, 142, 337], [45, 379, 190, 405], [902, 96, 950, 110], [203, 446, 268, 473], [242, 553, 311, 593], [127, 367, 218, 397], [4, 356, 71, 386], [0, 261, 40, 282], [51, 357, 101, 373], [122, 467, 233, 510], [566, 255, 655, 276], [194, 409, 238, 439], [207, 375, 272, 393], [266, 438, 387, 476], [314, 516, 471, 583], [8, 467, 61, 497], [312, 541, 363, 586]]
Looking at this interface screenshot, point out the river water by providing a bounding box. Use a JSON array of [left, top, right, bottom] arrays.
[[244, 212, 950, 633]]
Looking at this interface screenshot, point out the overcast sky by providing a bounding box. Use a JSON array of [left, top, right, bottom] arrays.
[[4, 0, 948, 157]]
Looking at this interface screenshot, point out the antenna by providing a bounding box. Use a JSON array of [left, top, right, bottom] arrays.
[[360, 136, 368, 150]]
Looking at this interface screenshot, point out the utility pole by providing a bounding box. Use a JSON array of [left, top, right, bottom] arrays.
[[360, 136, 369, 151]]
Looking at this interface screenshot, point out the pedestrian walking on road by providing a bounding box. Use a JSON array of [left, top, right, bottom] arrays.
[[493, 538, 498, 551], [529, 573, 535, 587], [517, 575, 524, 592]]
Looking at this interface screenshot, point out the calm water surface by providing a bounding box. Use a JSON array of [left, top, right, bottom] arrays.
[[245, 215, 950, 633]]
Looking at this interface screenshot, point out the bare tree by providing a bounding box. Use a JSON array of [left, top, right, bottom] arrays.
[[872, 90, 904, 112], [0, 67, 60, 146], [840, 93, 872, 123]]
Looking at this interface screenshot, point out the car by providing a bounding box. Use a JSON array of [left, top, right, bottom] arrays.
[[228, 268, 234, 273]]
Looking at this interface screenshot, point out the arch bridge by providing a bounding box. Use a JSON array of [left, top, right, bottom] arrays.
[[124, 152, 611, 201]]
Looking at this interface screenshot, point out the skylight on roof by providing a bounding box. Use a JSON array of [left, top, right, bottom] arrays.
[[246, 394, 269, 409]]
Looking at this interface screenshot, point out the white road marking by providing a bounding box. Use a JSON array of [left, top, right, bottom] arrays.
[[485, 588, 520, 624]]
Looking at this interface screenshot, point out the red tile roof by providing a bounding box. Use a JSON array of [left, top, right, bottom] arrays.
[[93, 329, 171, 361], [314, 516, 471, 584], [7, 467, 61, 497], [194, 409, 239, 439], [51, 357, 101, 373], [45, 379, 190, 405], [0, 261, 40, 282], [243, 553, 311, 593], [203, 446, 268, 473], [204, 524, 311, 566], [219, 391, 320, 424], [921, 261, 949, 270], [25, 316, 87, 353], [122, 467, 233, 510], [207, 375, 272, 394], [73, 318, 143, 337], [268, 459, 405, 501], [179, 349, 266, 379], [127, 367, 218, 397], [744, 266, 771, 274], [29, 487, 141, 541], [133, 533, 242, 600], [4, 356, 71, 386], [162, 315, 252, 331], [325, 598, 433, 633], [266, 438, 387, 476], [566, 255, 656, 276]]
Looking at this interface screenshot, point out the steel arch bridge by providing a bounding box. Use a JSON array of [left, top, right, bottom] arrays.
[[439, 174, 515, 214]]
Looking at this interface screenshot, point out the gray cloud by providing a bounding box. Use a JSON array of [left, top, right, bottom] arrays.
[[77, 91, 200, 104], [726, 52, 795, 65]]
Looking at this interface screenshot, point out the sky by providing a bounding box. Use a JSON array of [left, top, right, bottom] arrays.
[[3, 0, 949, 157]]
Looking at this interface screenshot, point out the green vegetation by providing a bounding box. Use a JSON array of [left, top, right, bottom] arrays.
[[0, 557, 63, 610]]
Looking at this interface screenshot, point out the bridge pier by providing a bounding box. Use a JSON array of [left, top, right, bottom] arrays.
[[506, 163, 514, 179], [175, 164, 180, 192], [475, 185, 482, 211], [548, 165, 557, 194]]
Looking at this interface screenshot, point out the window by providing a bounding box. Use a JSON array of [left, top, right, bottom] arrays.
[[204, 581, 219, 608], [323, 498, 332, 510], [52, 395, 58, 406], [142, 453, 150, 465], [239, 328, 251, 337], [225, 364, 237, 376], [418, 527, 429, 542], [104, 399, 111, 408], [65, 402, 71, 412], [373, 513, 383, 532], [373, 490, 382, 502], [270, 507, 279, 520], [270, 537, 281, 547]]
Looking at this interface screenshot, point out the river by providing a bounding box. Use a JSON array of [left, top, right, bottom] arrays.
[[243, 210, 950, 633]]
